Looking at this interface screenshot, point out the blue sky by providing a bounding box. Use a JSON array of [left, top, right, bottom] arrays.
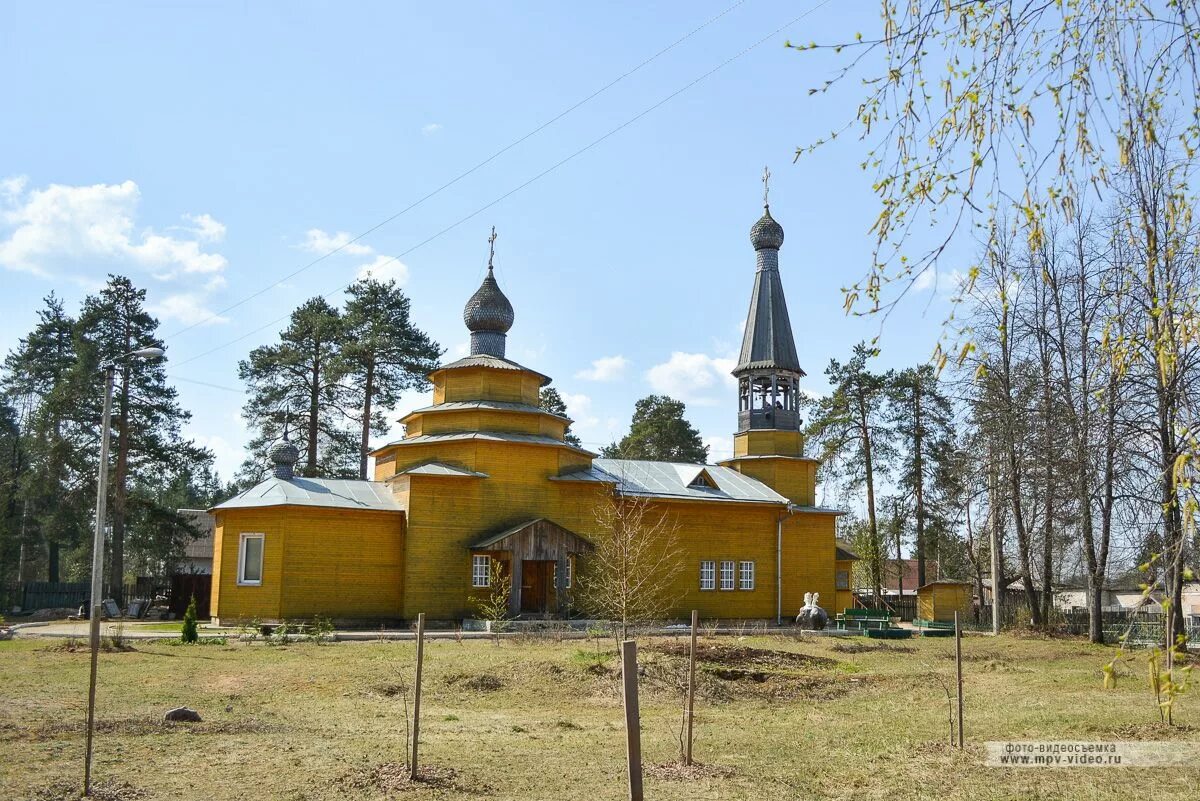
[[0, 1, 962, 485]]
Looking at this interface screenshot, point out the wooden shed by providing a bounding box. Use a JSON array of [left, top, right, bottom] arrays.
[[916, 580, 972, 623]]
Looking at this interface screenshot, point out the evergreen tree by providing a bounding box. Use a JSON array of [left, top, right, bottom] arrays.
[[2, 294, 81, 581], [602, 395, 708, 463], [239, 297, 354, 480], [74, 276, 210, 601], [340, 279, 441, 479], [0, 401, 21, 587], [806, 343, 896, 600], [888, 364, 956, 587], [538, 387, 581, 447]]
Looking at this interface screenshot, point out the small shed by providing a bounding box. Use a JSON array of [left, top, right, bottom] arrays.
[[917, 580, 972, 623]]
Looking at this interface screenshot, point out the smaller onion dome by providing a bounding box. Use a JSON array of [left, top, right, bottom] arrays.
[[269, 436, 300, 481], [462, 266, 515, 334], [750, 206, 785, 251]]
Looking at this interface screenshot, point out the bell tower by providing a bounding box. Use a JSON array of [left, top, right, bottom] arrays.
[[720, 170, 817, 505]]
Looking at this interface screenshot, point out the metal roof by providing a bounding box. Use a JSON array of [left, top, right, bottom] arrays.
[[400, 400, 568, 422], [735, 241, 804, 376], [211, 477, 404, 512], [430, 354, 551, 386], [177, 509, 214, 559], [553, 459, 791, 506], [373, 430, 595, 456], [395, 461, 488, 478]]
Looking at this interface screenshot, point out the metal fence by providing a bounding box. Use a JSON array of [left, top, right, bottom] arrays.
[[1062, 608, 1200, 646]]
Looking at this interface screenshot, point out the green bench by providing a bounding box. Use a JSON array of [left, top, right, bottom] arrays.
[[866, 627, 913, 639], [914, 618, 957, 637], [836, 608, 894, 632]]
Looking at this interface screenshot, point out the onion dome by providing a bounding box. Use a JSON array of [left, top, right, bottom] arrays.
[[269, 436, 300, 481], [750, 206, 785, 251], [463, 227, 514, 358], [463, 266, 514, 335]]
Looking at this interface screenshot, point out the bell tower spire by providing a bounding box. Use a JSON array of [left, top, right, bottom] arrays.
[[733, 169, 805, 436]]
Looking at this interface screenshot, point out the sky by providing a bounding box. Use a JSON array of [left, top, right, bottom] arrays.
[[0, 1, 965, 487]]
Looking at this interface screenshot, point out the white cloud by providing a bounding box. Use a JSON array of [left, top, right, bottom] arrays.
[[0, 178, 228, 279], [182, 213, 226, 242], [912, 268, 936, 292], [451, 341, 469, 358], [355, 254, 409, 285], [645, 352, 736, 406], [703, 434, 733, 463], [575, 354, 629, 382], [299, 228, 374, 256], [150, 291, 229, 327], [421, 123, 443, 136]]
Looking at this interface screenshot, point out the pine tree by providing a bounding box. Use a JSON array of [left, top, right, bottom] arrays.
[[602, 395, 708, 463], [888, 364, 956, 587], [239, 297, 354, 480], [538, 387, 581, 447], [340, 279, 441, 479], [806, 343, 896, 600], [181, 594, 199, 643], [75, 276, 207, 602], [2, 294, 81, 581], [0, 401, 22, 587]]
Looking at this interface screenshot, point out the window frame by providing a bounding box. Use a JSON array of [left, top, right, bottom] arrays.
[[719, 560, 736, 591], [237, 533, 265, 586], [699, 560, 716, 591], [739, 560, 755, 591], [553, 557, 573, 589], [472, 554, 492, 588]]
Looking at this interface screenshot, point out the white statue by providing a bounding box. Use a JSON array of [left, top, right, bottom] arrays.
[[795, 591, 828, 630]]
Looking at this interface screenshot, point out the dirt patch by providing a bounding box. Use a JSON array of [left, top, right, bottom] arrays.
[[41, 639, 137, 654], [23, 779, 149, 800], [335, 762, 490, 796], [646, 761, 736, 781], [369, 681, 408, 698], [2, 716, 280, 742], [1095, 722, 1198, 739], [649, 642, 838, 670], [444, 672, 504, 692], [831, 641, 915, 654]]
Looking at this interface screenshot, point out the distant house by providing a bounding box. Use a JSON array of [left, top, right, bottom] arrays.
[[176, 509, 215, 575], [857, 559, 940, 598]]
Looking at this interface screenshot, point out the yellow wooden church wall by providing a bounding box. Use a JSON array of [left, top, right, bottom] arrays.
[[211, 506, 404, 623], [724, 457, 818, 507], [433, 367, 540, 405], [416, 409, 568, 439]]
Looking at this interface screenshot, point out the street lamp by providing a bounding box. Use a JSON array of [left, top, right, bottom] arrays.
[[84, 345, 164, 797]]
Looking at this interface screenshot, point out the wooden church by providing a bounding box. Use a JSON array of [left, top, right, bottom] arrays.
[[210, 187, 845, 624]]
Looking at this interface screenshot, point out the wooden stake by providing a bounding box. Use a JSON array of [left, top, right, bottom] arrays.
[[685, 609, 698, 766], [955, 611, 964, 748], [410, 612, 425, 780], [621, 639, 643, 801]]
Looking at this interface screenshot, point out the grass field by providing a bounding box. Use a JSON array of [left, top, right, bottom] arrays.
[[2, 632, 1198, 800]]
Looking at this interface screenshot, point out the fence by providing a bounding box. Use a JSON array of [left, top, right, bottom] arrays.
[[854, 594, 917, 622], [5, 578, 175, 614], [1062, 608, 1200, 646]]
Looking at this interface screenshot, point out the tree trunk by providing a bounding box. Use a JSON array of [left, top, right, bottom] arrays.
[[913, 383, 926, 588], [858, 395, 882, 600], [306, 348, 321, 477], [359, 361, 374, 480]]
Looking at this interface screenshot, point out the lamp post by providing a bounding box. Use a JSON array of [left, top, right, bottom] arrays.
[[84, 345, 164, 797]]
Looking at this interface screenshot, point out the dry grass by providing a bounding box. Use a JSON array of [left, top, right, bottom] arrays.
[[2, 634, 1199, 800]]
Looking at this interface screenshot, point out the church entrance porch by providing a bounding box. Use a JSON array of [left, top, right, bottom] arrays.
[[468, 518, 593, 618]]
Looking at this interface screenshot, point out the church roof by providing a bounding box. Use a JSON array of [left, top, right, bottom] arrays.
[[400, 399, 567, 422], [430, 353, 551, 386], [372, 430, 594, 456], [551, 458, 790, 506], [735, 254, 804, 375], [211, 477, 403, 512], [393, 461, 489, 479]]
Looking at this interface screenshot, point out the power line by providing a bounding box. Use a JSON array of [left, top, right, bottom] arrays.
[[167, 0, 832, 372], [161, 0, 749, 341]]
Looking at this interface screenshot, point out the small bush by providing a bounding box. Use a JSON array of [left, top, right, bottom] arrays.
[[307, 615, 334, 645], [180, 595, 199, 644]]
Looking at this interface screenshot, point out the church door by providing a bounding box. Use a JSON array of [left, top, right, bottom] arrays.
[[521, 560, 551, 613]]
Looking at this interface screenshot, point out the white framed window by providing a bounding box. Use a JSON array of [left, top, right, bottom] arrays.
[[237, 533, 264, 586], [836, 570, 850, 590], [720, 560, 736, 591], [699, 560, 716, 591], [739, 561, 755, 590], [554, 558, 572, 589], [472, 554, 491, 588]]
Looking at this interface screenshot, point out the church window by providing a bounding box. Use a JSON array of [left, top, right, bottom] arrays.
[[699, 561, 716, 590], [472, 555, 491, 588], [739, 561, 755, 590], [237, 533, 264, 586], [720, 560, 736, 591], [554, 558, 572, 589], [836, 570, 850, 590]]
